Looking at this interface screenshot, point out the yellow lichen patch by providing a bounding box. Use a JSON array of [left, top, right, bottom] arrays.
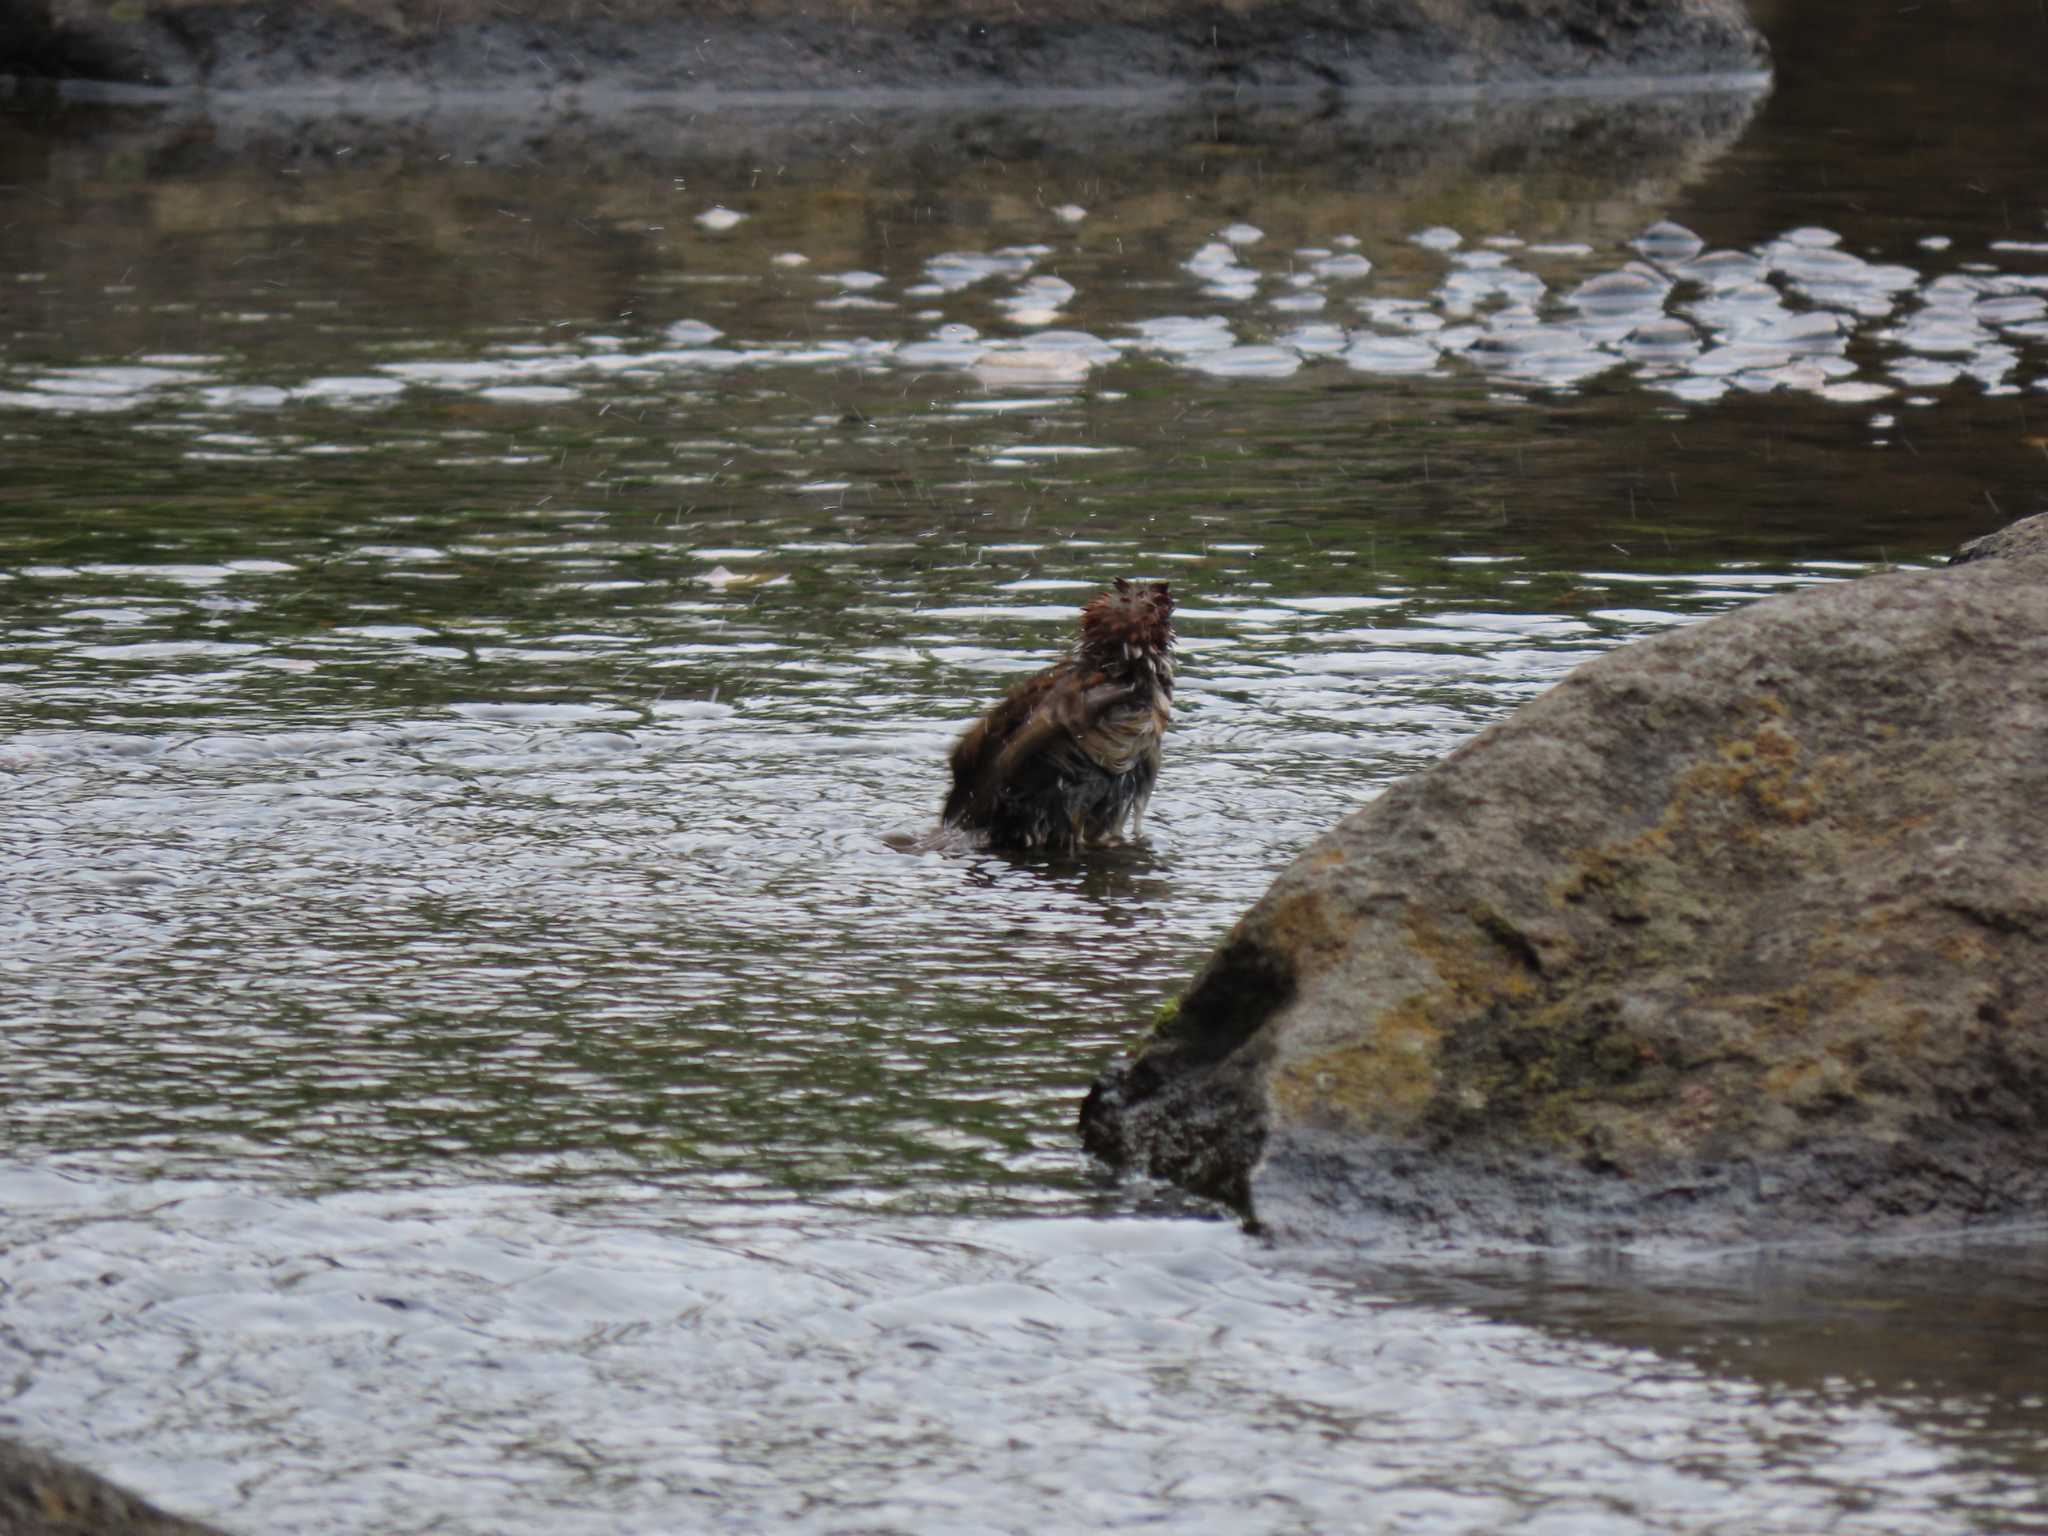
[[1937, 926, 1997, 967], [1270, 904, 1560, 1133], [1410, 905, 1543, 1006], [1753, 724, 1798, 760], [1761, 1052, 1858, 1112], [1559, 706, 1851, 917], [1273, 997, 1444, 1133], [1720, 722, 1829, 826], [1259, 884, 1359, 981], [1674, 730, 1817, 831]]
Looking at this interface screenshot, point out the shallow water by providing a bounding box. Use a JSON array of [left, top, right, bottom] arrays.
[[5, 8, 2048, 1531], [10, 1171, 2048, 1536]]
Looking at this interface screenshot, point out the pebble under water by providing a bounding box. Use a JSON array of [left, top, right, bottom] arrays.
[[5, 16, 2048, 1532]]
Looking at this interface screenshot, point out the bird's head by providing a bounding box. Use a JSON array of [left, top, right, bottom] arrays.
[[1077, 578, 1175, 669]]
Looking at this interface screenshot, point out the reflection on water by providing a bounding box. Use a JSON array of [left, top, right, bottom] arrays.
[[3, 26, 2048, 1536], [9, 210, 2042, 417]]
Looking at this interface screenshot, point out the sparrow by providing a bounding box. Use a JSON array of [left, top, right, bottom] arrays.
[[942, 578, 1175, 851]]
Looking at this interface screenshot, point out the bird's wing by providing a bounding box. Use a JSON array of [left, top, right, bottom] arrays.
[[949, 667, 1135, 824]]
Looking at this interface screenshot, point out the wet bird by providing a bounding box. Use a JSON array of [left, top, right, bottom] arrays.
[[941, 578, 1176, 851]]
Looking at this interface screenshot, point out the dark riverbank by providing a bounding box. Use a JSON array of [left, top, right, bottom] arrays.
[[2, 0, 1767, 95]]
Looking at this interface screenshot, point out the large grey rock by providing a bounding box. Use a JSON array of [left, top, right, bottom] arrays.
[[0, 1440, 229, 1536], [1082, 515, 2048, 1248], [1, 0, 1766, 94]]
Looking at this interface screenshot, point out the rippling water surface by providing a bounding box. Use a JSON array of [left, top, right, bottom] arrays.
[[5, 10, 2048, 1531]]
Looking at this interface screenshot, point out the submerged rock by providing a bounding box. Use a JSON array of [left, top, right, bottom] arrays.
[[1, 0, 1766, 94], [1082, 515, 2048, 1248], [0, 1440, 229, 1536]]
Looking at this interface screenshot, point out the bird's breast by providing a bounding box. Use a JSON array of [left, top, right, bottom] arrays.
[[1077, 695, 1169, 775]]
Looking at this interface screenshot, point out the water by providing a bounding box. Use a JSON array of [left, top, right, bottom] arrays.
[[11, 1172, 2048, 1536], [5, 7, 2048, 1529]]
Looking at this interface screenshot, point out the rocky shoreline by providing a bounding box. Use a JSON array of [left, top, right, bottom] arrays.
[[2, 0, 1767, 96]]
